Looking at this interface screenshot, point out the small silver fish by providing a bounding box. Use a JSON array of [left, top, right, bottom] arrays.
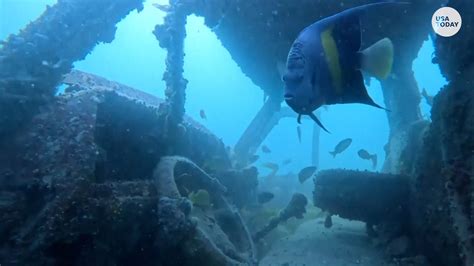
[[261, 145, 271, 153], [257, 192, 274, 204], [199, 109, 207, 120], [329, 138, 352, 157], [34, 33, 49, 41], [357, 149, 377, 169], [262, 162, 279, 171], [248, 154, 260, 164], [264, 169, 278, 179], [421, 88, 434, 106], [298, 166, 317, 184], [152, 3, 171, 12]]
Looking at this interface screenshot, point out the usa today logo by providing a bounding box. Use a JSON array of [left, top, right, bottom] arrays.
[[432, 7, 462, 37]]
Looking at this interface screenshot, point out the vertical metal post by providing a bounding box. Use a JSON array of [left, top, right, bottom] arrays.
[[154, 0, 189, 133], [311, 113, 321, 168]]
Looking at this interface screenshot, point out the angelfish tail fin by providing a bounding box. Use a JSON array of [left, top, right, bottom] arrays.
[[361, 38, 394, 80], [329, 151, 337, 158]]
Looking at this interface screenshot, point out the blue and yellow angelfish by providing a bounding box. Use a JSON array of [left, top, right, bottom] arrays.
[[282, 2, 408, 133]]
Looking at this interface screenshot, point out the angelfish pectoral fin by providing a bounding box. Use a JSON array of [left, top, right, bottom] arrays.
[[297, 114, 302, 124], [309, 112, 330, 133]]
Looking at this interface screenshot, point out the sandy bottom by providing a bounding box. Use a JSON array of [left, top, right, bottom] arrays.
[[260, 216, 388, 266]]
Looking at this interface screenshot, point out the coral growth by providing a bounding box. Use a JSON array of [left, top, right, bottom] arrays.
[[153, 0, 190, 134], [411, 1, 474, 264], [0, 72, 255, 265], [314, 169, 410, 226], [413, 85, 474, 266]]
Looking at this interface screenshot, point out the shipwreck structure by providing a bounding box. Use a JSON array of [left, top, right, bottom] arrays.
[[0, 0, 472, 265]]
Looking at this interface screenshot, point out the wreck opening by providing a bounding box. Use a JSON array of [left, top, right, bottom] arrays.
[[73, 0, 168, 97], [413, 37, 448, 119], [182, 14, 263, 146]]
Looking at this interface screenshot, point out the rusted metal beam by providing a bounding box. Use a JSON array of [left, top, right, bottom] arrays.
[[154, 0, 190, 132], [311, 116, 321, 168], [234, 97, 281, 162]]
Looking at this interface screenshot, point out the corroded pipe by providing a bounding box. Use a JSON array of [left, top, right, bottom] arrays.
[[253, 193, 308, 242], [154, 0, 190, 130], [234, 96, 281, 164], [313, 169, 409, 225]]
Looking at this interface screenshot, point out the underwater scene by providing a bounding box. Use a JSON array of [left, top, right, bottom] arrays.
[[0, 0, 473, 265]]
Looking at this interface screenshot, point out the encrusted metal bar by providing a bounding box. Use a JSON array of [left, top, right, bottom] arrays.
[[314, 169, 410, 225], [153, 0, 190, 131], [311, 120, 321, 167], [234, 97, 281, 163], [253, 193, 307, 242]]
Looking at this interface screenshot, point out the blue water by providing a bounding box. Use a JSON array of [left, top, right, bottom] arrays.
[[0, 0, 447, 179]]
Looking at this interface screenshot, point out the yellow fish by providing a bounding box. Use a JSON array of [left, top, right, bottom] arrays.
[[188, 189, 211, 208]]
